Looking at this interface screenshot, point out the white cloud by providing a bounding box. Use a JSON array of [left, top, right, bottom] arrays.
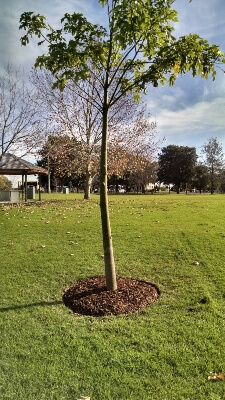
[[174, 0, 225, 46], [155, 96, 225, 152]]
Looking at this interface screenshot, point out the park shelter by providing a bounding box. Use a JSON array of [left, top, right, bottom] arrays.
[[0, 153, 48, 201]]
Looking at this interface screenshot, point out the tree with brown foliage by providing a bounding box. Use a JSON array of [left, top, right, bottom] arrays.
[[32, 69, 159, 200]]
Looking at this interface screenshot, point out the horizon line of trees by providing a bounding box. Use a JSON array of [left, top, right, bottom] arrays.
[[36, 136, 225, 195], [157, 138, 225, 194]]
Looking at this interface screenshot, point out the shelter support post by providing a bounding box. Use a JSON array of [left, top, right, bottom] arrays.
[[25, 174, 27, 202], [22, 175, 24, 200], [38, 175, 41, 201]]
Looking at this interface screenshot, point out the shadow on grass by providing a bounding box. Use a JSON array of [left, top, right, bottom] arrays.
[[0, 300, 63, 312]]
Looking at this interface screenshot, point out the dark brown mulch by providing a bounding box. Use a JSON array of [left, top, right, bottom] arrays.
[[62, 276, 160, 317]]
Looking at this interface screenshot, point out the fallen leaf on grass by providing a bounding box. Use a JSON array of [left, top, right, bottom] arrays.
[[208, 372, 225, 381], [192, 261, 200, 266], [77, 397, 90, 400]]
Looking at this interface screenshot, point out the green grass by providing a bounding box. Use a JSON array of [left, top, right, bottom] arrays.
[[1, 192, 225, 400]]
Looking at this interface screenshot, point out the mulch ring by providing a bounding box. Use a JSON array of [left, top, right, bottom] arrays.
[[62, 276, 160, 317]]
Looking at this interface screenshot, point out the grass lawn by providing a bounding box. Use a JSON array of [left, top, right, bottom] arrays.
[[1, 192, 225, 400]]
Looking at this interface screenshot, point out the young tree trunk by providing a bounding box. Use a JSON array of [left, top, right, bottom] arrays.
[[100, 103, 117, 291], [115, 181, 119, 193], [210, 166, 214, 194], [84, 165, 92, 200]]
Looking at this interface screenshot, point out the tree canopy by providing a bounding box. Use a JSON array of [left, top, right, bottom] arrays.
[[157, 145, 197, 193], [192, 164, 209, 194], [20, 1, 224, 98], [0, 175, 12, 190]]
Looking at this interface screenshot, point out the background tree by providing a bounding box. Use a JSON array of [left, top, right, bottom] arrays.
[[0, 64, 42, 158], [219, 169, 225, 193], [20, 0, 225, 291], [107, 104, 160, 187], [38, 135, 87, 189], [157, 145, 197, 193], [0, 175, 12, 190], [132, 158, 158, 193], [129, 159, 158, 193], [201, 137, 224, 194], [32, 69, 159, 199], [192, 164, 209, 194], [32, 69, 102, 199]]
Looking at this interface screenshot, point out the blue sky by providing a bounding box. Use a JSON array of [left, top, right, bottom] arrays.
[[1, 0, 225, 156]]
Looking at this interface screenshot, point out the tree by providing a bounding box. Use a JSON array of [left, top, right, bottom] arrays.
[[38, 135, 87, 190], [107, 104, 160, 183], [201, 137, 224, 194], [192, 164, 209, 194], [0, 64, 42, 158], [0, 176, 12, 190], [19, 0, 225, 291], [157, 145, 197, 193], [219, 169, 225, 193], [32, 69, 103, 199], [129, 160, 158, 193], [32, 69, 159, 200]]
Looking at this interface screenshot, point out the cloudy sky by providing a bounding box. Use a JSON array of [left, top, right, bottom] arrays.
[[1, 0, 225, 157]]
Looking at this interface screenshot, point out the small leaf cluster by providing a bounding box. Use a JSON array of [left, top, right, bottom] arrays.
[[20, 11, 108, 88]]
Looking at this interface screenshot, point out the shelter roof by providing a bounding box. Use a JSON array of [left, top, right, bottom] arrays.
[[0, 153, 48, 175]]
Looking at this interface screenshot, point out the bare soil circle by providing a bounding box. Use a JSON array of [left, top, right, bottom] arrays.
[[62, 276, 160, 317]]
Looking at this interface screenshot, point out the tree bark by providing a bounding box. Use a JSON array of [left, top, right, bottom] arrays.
[[100, 102, 117, 291], [177, 183, 181, 194], [210, 166, 214, 194], [84, 165, 92, 200], [47, 155, 51, 194]]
